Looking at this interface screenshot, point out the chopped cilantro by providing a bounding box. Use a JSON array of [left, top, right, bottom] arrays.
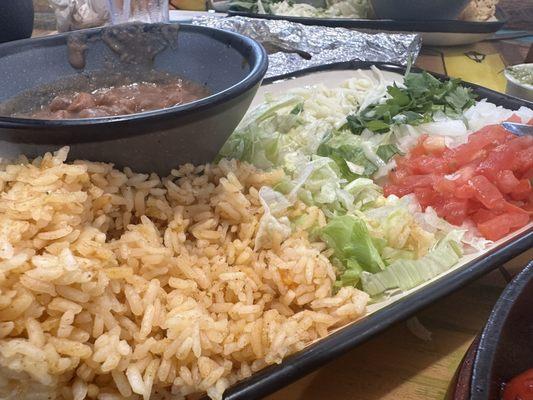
[[346, 72, 477, 135], [290, 103, 304, 115]]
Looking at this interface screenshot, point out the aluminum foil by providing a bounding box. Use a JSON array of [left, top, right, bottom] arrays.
[[192, 16, 421, 78]]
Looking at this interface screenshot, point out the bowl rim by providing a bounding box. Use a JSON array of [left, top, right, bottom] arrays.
[[504, 63, 533, 90], [227, 7, 507, 34], [0, 23, 268, 130]]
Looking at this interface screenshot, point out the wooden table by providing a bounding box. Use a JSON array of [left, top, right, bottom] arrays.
[[28, 21, 532, 400]]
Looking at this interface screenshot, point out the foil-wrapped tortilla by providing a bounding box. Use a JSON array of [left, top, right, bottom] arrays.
[[192, 16, 421, 78]]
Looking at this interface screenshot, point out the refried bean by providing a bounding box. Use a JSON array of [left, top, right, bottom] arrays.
[[24, 79, 209, 119]]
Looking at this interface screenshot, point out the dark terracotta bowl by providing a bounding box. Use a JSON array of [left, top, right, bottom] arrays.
[[447, 261, 533, 400], [446, 337, 480, 400], [471, 261, 533, 399], [0, 23, 268, 174]]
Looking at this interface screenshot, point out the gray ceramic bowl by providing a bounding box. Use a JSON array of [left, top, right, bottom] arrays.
[[504, 64, 533, 103], [0, 23, 268, 174], [370, 0, 470, 20], [0, 0, 34, 43]]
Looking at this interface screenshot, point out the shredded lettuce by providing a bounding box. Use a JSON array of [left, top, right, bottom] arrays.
[[217, 95, 304, 170], [320, 215, 385, 287], [321, 195, 469, 291], [344, 178, 382, 210], [318, 142, 379, 180], [266, 156, 383, 219], [361, 231, 464, 296], [363, 195, 437, 257], [254, 187, 292, 251], [316, 129, 402, 182], [217, 72, 519, 297], [219, 74, 396, 215]]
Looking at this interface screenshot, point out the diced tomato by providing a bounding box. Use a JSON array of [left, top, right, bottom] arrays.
[[395, 156, 413, 172], [477, 213, 529, 241], [502, 200, 530, 216], [471, 208, 499, 224], [515, 135, 533, 146], [431, 202, 446, 218], [515, 178, 532, 193], [398, 175, 435, 190], [513, 146, 533, 174], [446, 146, 486, 169], [465, 199, 483, 216], [525, 193, 533, 212], [521, 168, 533, 180], [434, 177, 456, 195], [506, 212, 530, 228], [386, 123, 532, 240], [414, 187, 440, 207], [448, 126, 511, 168], [409, 155, 449, 174], [383, 184, 408, 197], [507, 136, 533, 157], [528, 118, 533, 125], [476, 139, 525, 179], [496, 170, 520, 194], [477, 215, 510, 240], [449, 160, 482, 185], [473, 125, 513, 146], [455, 183, 476, 199], [422, 136, 446, 155], [410, 135, 429, 157], [389, 167, 410, 184], [440, 199, 469, 226], [469, 175, 505, 210], [502, 368, 533, 400], [510, 179, 532, 201], [505, 114, 522, 123]]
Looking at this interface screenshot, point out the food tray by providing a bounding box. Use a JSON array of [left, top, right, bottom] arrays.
[[227, 7, 507, 34], [220, 61, 533, 399]]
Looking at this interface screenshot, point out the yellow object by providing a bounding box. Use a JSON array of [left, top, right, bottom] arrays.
[[444, 51, 506, 93], [170, 0, 206, 10]]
